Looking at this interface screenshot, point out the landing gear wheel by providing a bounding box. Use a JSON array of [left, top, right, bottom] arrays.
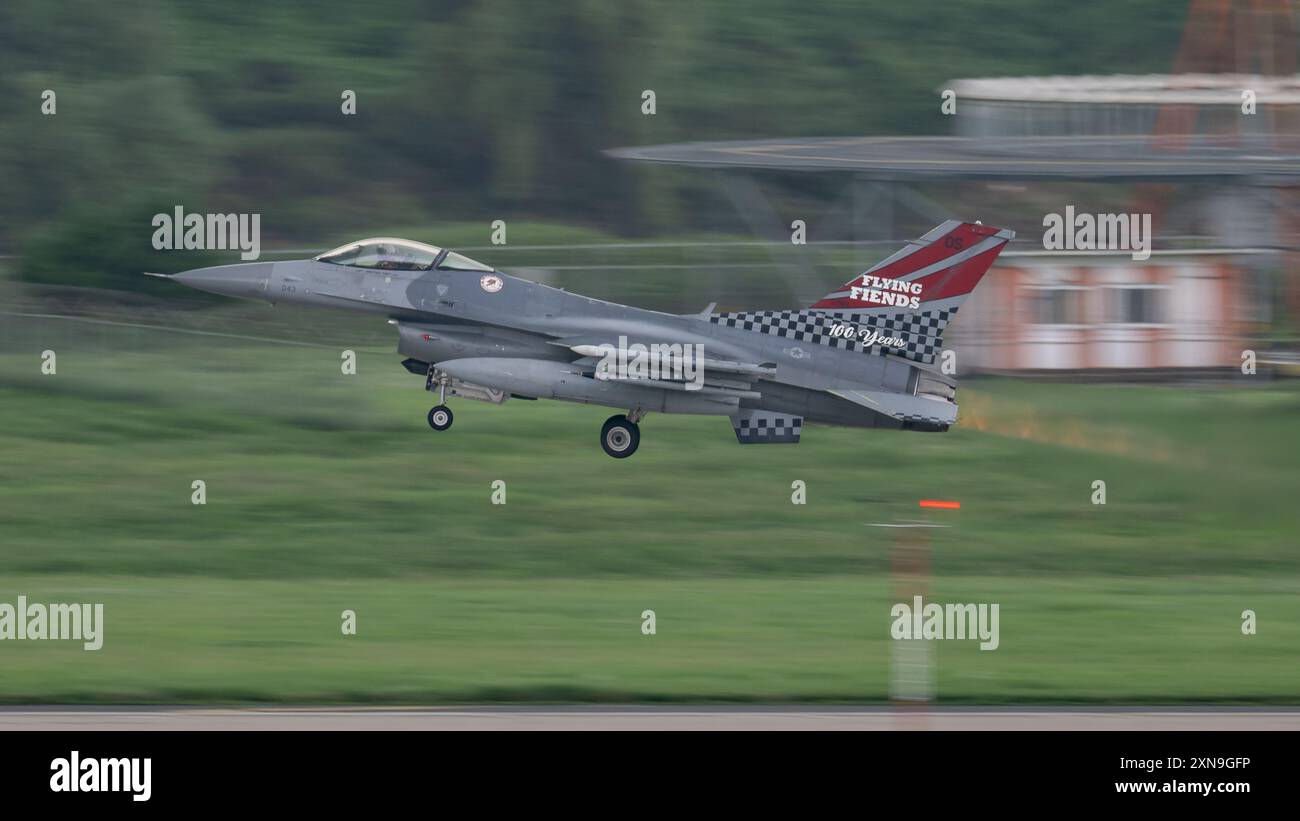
[[427, 405, 454, 431], [600, 414, 640, 458]]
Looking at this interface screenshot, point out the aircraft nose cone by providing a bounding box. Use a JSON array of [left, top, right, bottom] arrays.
[[172, 262, 274, 300]]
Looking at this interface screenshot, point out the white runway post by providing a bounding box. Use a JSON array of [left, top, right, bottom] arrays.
[[889, 523, 934, 725]]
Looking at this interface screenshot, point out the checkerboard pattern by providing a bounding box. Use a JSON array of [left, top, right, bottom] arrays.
[[709, 307, 957, 365], [899, 410, 950, 426], [731, 410, 803, 444]]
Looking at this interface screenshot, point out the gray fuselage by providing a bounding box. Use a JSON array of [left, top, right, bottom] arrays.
[[169, 254, 950, 430]]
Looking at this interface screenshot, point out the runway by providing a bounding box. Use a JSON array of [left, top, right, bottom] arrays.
[[3, 706, 1299, 731]]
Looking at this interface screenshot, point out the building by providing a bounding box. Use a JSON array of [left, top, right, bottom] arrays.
[[610, 3, 1299, 375], [950, 249, 1264, 372]]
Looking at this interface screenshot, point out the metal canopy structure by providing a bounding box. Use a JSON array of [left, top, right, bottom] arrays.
[[606, 135, 1300, 182], [604, 1, 1300, 366]]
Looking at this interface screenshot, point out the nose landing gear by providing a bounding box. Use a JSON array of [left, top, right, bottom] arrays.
[[426, 367, 453, 431], [427, 405, 454, 431]]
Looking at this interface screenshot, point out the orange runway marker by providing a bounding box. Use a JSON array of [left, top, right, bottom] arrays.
[[918, 500, 961, 509]]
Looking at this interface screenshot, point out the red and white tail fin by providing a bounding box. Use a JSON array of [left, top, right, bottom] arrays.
[[811, 221, 1014, 316], [706, 221, 1013, 368]]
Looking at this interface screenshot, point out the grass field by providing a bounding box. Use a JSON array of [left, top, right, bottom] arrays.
[[1, 313, 1297, 703]]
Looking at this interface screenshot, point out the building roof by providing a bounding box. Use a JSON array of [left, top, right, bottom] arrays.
[[948, 73, 1300, 106], [607, 135, 1300, 181]]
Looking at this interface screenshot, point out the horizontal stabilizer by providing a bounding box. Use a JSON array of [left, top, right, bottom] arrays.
[[829, 388, 957, 428]]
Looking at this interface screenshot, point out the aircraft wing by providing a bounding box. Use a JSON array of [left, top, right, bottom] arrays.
[[554, 339, 776, 399]]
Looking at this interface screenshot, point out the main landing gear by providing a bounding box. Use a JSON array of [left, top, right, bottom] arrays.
[[600, 410, 643, 459], [422, 361, 642, 458]]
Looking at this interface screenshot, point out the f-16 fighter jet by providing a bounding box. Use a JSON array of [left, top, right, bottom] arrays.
[[153, 220, 1013, 458]]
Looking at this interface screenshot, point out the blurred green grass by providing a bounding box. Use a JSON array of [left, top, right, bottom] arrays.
[[1, 575, 1296, 704], [0, 316, 1297, 702]]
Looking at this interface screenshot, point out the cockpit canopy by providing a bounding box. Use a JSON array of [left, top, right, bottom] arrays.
[[314, 238, 494, 273]]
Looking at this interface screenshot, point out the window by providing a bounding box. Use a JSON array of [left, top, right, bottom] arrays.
[[1110, 287, 1161, 324], [315, 238, 442, 271], [316, 243, 362, 266], [437, 250, 494, 272], [1028, 288, 1085, 324]]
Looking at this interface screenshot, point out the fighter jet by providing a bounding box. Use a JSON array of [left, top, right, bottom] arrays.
[[154, 220, 1013, 457]]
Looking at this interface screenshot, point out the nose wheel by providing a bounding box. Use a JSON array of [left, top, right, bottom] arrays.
[[600, 414, 640, 458], [427, 405, 454, 431]]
